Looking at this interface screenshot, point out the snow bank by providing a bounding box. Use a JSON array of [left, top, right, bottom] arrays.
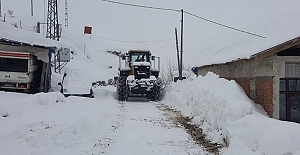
[[26, 92, 66, 105], [164, 72, 300, 155], [0, 90, 121, 155], [164, 72, 254, 142], [0, 92, 65, 118]]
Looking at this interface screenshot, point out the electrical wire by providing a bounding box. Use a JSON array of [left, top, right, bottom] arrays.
[[101, 0, 180, 12], [92, 35, 174, 43], [184, 11, 266, 38], [58, 16, 174, 43], [101, 0, 266, 38]]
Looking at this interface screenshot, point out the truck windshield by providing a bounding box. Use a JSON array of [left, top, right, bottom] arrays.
[[130, 52, 149, 64], [0, 58, 28, 72]]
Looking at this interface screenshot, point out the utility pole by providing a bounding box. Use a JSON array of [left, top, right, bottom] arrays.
[[31, 0, 33, 16], [65, 0, 68, 27], [175, 28, 180, 76], [0, 0, 2, 17], [179, 9, 184, 80]]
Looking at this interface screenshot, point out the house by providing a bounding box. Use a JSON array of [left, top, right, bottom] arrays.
[[194, 36, 300, 123]]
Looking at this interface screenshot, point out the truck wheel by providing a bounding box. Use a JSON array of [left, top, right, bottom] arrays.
[[150, 79, 163, 101], [117, 76, 127, 101], [149, 84, 158, 101]]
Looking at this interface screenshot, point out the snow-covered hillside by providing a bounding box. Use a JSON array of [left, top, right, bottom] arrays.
[[4, 0, 300, 68]]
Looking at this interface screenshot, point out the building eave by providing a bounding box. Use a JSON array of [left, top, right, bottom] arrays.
[[0, 37, 57, 50]]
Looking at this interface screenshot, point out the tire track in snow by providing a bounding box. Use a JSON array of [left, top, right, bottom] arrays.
[[105, 101, 205, 155], [92, 101, 127, 154], [156, 103, 224, 154]]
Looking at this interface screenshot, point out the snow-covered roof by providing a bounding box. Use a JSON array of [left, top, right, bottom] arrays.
[[0, 21, 62, 49], [190, 32, 300, 68], [199, 36, 300, 68], [187, 1, 300, 68]]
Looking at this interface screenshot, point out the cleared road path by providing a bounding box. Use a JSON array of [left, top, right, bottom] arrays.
[[105, 100, 205, 155]]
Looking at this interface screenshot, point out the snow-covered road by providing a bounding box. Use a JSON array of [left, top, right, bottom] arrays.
[[0, 86, 205, 155], [105, 100, 204, 155]]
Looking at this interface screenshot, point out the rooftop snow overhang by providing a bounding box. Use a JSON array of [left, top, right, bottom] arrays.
[[0, 38, 57, 63], [198, 36, 300, 69], [0, 38, 57, 49]]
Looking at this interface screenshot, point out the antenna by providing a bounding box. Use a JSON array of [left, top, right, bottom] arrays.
[[46, 0, 60, 41]]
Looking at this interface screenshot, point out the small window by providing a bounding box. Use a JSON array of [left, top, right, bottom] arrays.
[[280, 79, 286, 91], [291, 96, 300, 123], [279, 94, 286, 120], [289, 80, 300, 92]]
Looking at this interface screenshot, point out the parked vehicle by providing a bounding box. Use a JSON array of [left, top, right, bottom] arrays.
[[0, 51, 43, 93], [58, 69, 94, 98]]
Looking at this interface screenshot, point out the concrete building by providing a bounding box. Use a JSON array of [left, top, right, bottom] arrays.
[[195, 36, 300, 123]]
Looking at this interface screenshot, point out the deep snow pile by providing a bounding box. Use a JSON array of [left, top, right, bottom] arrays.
[[163, 72, 300, 155], [0, 87, 124, 155]]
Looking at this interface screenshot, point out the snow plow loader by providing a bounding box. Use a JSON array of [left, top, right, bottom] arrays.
[[116, 50, 162, 101]]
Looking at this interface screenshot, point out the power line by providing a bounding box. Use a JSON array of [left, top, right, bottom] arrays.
[[184, 11, 266, 38], [93, 34, 174, 43], [58, 16, 174, 43], [101, 0, 180, 12], [101, 0, 266, 38]]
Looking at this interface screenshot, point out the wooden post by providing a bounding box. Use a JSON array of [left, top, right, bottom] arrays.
[[39, 62, 46, 92]]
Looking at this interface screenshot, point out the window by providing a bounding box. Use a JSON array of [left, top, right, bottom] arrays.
[[129, 52, 149, 64], [280, 78, 300, 123], [0, 57, 28, 72]]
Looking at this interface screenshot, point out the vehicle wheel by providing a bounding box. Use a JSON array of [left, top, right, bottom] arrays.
[[150, 79, 163, 101], [149, 84, 158, 101], [117, 76, 127, 101]]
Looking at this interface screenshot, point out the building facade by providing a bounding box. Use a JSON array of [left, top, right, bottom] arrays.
[[196, 37, 300, 123]]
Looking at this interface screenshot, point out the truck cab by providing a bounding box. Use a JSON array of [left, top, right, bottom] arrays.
[[0, 51, 40, 93]]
